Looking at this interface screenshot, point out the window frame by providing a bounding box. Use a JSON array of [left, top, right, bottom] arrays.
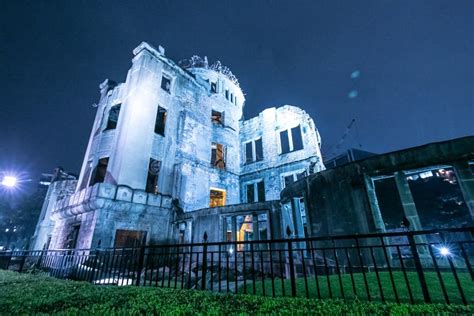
[[244, 179, 266, 203], [278, 125, 304, 154], [244, 137, 263, 164], [160, 74, 172, 94]]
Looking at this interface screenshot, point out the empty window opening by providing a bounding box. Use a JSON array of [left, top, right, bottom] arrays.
[[225, 89, 229, 100], [89, 157, 109, 186], [211, 110, 224, 125], [114, 229, 147, 248], [154, 106, 167, 136], [65, 224, 80, 249], [105, 104, 121, 130], [245, 138, 264, 164], [234, 96, 238, 105], [146, 158, 161, 194], [161, 75, 171, 93], [210, 188, 226, 207], [211, 82, 217, 93], [280, 130, 290, 154], [280, 125, 304, 154], [291, 125, 304, 151], [230, 93, 234, 103], [282, 170, 308, 188], [211, 143, 226, 169], [246, 181, 266, 203]]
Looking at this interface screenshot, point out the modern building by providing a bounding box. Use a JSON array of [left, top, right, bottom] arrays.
[[31, 42, 325, 250]]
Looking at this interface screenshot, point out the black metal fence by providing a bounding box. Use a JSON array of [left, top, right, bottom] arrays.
[[1, 227, 473, 305]]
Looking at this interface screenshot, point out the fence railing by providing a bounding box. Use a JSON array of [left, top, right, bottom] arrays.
[[1, 227, 473, 305]]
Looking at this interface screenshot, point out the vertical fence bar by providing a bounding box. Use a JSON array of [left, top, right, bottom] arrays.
[[380, 237, 399, 303], [269, 242, 275, 297], [355, 237, 371, 301], [201, 234, 208, 291], [344, 247, 357, 298], [135, 242, 146, 286], [396, 245, 414, 304], [407, 232, 431, 303], [459, 243, 473, 281], [332, 241, 344, 300], [287, 238, 297, 297], [369, 246, 385, 303], [310, 241, 321, 299], [427, 244, 450, 304]]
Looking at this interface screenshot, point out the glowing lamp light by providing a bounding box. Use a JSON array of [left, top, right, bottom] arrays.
[[439, 247, 451, 257], [1, 176, 17, 188], [228, 247, 234, 255]]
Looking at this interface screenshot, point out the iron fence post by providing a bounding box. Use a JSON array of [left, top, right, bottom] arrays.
[[89, 249, 100, 283], [135, 237, 147, 286], [286, 226, 297, 297], [18, 251, 27, 273], [201, 232, 208, 290], [407, 232, 431, 303]]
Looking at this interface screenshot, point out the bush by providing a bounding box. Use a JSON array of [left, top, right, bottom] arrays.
[[0, 270, 471, 315]]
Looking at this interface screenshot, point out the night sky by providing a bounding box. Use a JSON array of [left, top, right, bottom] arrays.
[[1, 0, 473, 184]]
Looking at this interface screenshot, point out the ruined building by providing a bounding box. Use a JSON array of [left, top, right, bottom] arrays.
[[31, 42, 325, 250]]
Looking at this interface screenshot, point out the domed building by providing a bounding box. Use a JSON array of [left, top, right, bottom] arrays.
[[31, 42, 325, 250]]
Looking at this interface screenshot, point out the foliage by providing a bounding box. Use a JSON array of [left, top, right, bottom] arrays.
[[0, 270, 471, 315]]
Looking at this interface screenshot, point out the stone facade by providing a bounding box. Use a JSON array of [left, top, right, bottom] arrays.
[[281, 136, 474, 238], [31, 42, 324, 250]]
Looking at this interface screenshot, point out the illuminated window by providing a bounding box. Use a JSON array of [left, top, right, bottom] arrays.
[[161, 75, 171, 93], [210, 188, 226, 207], [89, 157, 109, 186], [154, 106, 167, 136], [279, 125, 304, 154], [211, 143, 226, 169], [211, 110, 224, 125], [146, 159, 161, 194], [244, 138, 263, 164], [105, 104, 121, 130], [246, 180, 265, 203]]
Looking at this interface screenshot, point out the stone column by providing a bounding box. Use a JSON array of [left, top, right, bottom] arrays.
[[253, 213, 260, 241], [452, 161, 474, 220], [394, 171, 428, 254], [290, 198, 305, 238], [231, 216, 237, 242], [394, 171, 423, 231], [363, 175, 386, 233]]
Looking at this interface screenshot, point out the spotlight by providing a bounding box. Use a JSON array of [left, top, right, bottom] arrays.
[[1, 176, 17, 188], [228, 247, 234, 255], [439, 246, 451, 257]]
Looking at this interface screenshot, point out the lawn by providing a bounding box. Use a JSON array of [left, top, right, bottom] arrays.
[[0, 270, 472, 315], [238, 271, 474, 305]]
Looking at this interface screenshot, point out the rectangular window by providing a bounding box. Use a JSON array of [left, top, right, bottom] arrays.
[[146, 159, 161, 194], [225, 89, 229, 100], [211, 82, 217, 93], [284, 175, 294, 187], [211, 143, 226, 169], [246, 181, 265, 203], [297, 170, 307, 180], [291, 125, 304, 151], [89, 157, 109, 186], [280, 125, 304, 154], [244, 138, 264, 164], [211, 110, 224, 125], [245, 142, 253, 164], [230, 93, 234, 103], [105, 104, 121, 130], [257, 181, 265, 202], [255, 138, 263, 161], [280, 130, 290, 154], [210, 188, 226, 207], [161, 75, 171, 93], [154, 106, 167, 136]]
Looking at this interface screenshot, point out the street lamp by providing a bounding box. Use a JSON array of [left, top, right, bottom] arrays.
[[1, 175, 17, 188]]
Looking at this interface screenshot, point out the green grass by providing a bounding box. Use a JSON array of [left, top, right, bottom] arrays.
[[238, 271, 473, 304], [0, 270, 472, 315]]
